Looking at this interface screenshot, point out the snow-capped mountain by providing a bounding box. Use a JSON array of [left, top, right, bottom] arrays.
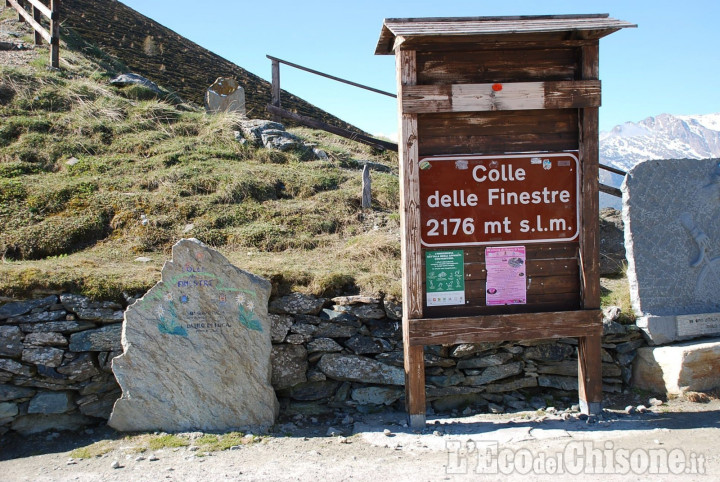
[[600, 113, 720, 172], [598, 113, 720, 209]]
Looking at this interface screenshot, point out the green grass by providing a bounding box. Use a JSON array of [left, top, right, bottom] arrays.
[[194, 432, 255, 451], [69, 441, 114, 459], [146, 434, 190, 450], [0, 33, 401, 301]]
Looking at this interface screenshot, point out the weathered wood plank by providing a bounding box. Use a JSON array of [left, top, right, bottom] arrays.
[[577, 42, 603, 415], [457, 275, 580, 297], [423, 294, 581, 318], [32, 1, 41, 45], [398, 50, 423, 320], [462, 257, 579, 280], [418, 109, 578, 138], [403, 80, 599, 113], [408, 310, 602, 345], [459, 242, 578, 263], [26, 0, 52, 19], [6, 0, 51, 44], [418, 130, 578, 156], [49, 0, 58, 68], [579, 46, 600, 311], [396, 37, 594, 53], [417, 48, 578, 84], [398, 49, 425, 428]]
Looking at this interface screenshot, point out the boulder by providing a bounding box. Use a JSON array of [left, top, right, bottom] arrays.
[[351, 386, 403, 405], [109, 239, 278, 432], [21, 347, 64, 367], [0, 384, 35, 402], [318, 353, 404, 385], [68, 325, 122, 352], [464, 362, 524, 385], [11, 413, 91, 435], [306, 337, 343, 353], [269, 293, 325, 315], [0, 325, 23, 358], [270, 344, 308, 390], [0, 295, 58, 320], [28, 391, 74, 414], [632, 337, 720, 395], [109, 73, 163, 96]]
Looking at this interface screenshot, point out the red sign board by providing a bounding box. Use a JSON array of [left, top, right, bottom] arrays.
[[419, 153, 579, 247]]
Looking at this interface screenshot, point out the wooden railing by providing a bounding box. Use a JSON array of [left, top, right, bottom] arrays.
[[266, 54, 626, 197], [5, 0, 60, 68]]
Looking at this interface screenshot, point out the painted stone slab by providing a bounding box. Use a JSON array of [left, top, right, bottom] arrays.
[[204, 77, 246, 114], [109, 239, 278, 432], [623, 159, 720, 343]]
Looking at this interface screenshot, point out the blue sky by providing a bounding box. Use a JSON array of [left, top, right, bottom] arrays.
[[120, 0, 719, 137]]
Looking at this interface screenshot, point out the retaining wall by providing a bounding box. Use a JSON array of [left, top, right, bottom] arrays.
[[0, 292, 644, 435]]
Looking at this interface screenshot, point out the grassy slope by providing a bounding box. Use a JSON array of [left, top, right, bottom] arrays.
[[0, 10, 400, 301], [60, 0, 364, 133]]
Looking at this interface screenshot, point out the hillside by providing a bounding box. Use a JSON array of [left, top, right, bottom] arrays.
[[0, 8, 400, 301], [60, 0, 363, 133]]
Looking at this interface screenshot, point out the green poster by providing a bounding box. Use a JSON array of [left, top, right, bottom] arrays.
[[425, 250, 465, 306]]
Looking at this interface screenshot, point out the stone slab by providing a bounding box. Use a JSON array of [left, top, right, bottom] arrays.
[[109, 238, 278, 432], [622, 159, 720, 343], [204, 77, 246, 114], [638, 313, 720, 345], [632, 337, 720, 395]]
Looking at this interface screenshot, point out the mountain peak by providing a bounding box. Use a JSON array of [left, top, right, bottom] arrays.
[[600, 112, 720, 171]]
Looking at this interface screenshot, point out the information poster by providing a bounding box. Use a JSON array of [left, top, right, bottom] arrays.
[[485, 246, 527, 306], [426, 250, 465, 306]]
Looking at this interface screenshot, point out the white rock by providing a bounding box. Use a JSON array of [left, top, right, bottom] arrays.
[[109, 239, 278, 432]]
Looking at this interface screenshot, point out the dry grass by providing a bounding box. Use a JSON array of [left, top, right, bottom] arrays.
[[0, 39, 399, 301]]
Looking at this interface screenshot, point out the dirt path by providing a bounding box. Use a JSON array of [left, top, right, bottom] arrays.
[[2, 396, 718, 481]]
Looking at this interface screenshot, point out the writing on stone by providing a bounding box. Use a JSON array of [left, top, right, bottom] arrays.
[[677, 313, 720, 338], [144, 268, 263, 337]]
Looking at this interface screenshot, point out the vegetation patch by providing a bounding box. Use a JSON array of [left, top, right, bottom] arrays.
[[69, 440, 114, 459]]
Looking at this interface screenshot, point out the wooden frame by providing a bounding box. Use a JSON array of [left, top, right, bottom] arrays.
[[6, 0, 60, 68], [380, 15, 634, 429]]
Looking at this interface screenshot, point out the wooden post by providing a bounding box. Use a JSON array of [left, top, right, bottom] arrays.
[[49, 0, 59, 68], [397, 49, 426, 429], [32, 1, 41, 45], [271, 59, 281, 122], [361, 164, 371, 209], [577, 42, 603, 416]]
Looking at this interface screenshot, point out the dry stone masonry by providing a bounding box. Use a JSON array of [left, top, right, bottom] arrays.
[[108, 239, 278, 432], [1, 270, 645, 436], [0, 294, 124, 436]]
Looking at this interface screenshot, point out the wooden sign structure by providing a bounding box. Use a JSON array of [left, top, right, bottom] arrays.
[[376, 14, 635, 428]]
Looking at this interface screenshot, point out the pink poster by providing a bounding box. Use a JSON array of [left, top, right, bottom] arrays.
[[485, 246, 527, 306]]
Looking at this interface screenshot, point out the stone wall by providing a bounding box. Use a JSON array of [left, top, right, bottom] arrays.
[[0, 294, 124, 436], [0, 292, 645, 435]]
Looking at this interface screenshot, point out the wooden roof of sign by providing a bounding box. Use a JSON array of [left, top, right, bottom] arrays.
[[375, 14, 637, 54]]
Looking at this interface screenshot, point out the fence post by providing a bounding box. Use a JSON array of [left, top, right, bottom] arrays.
[[49, 0, 59, 68], [16, 0, 23, 21], [32, 1, 41, 45], [362, 164, 372, 209], [271, 59, 281, 122]]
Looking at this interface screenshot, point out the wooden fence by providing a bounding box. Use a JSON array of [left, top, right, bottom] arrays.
[[5, 0, 60, 68], [266, 54, 626, 196]]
